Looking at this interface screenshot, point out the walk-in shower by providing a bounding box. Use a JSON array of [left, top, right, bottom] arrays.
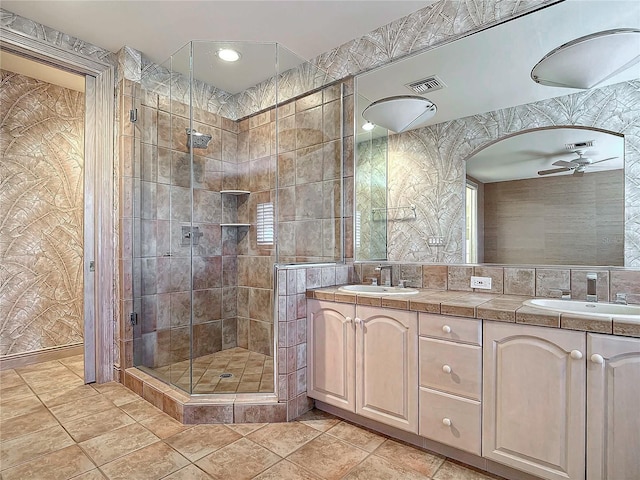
[[130, 40, 342, 395]]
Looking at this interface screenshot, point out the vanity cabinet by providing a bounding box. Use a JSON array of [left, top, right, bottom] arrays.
[[483, 321, 586, 480], [586, 333, 640, 480], [307, 300, 355, 412], [418, 313, 483, 455], [307, 300, 418, 433]]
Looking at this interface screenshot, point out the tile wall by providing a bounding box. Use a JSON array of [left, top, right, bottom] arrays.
[[355, 262, 640, 304], [275, 264, 352, 420], [118, 73, 351, 400]]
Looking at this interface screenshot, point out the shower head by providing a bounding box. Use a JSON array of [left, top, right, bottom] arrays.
[[186, 128, 212, 150]]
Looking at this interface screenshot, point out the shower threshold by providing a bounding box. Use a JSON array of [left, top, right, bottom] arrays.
[[121, 349, 284, 424]]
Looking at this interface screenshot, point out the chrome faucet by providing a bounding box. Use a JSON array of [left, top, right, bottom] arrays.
[[550, 289, 571, 300], [586, 273, 598, 302], [375, 264, 393, 286], [614, 293, 627, 305]]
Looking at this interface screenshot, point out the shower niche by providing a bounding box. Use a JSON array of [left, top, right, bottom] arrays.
[[130, 41, 342, 396]]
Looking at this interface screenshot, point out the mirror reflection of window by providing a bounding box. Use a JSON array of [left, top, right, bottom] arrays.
[[466, 181, 478, 263]]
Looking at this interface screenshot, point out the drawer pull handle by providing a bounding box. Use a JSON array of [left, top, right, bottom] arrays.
[[591, 354, 604, 364], [442, 418, 452, 426], [570, 350, 583, 360], [442, 364, 452, 374], [442, 325, 451, 333]]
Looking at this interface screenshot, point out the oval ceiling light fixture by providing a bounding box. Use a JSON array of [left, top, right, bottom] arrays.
[[217, 48, 241, 62], [362, 121, 375, 131], [531, 29, 640, 89], [362, 95, 436, 133]]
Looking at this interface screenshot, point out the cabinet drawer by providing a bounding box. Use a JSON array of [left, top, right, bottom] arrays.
[[419, 337, 482, 400], [419, 387, 481, 455], [419, 313, 481, 345]]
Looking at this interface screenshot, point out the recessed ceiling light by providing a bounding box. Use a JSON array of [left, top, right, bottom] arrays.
[[217, 48, 241, 62], [362, 122, 375, 131]]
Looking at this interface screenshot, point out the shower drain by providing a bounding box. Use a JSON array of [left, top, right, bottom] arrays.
[[219, 373, 233, 378]]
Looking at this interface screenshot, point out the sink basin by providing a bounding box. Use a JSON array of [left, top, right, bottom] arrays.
[[523, 299, 640, 319], [338, 285, 419, 296]]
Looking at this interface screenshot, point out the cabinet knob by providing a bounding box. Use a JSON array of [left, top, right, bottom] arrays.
[[442, 325, 452, 333], [442, 418, 452, 426], [442, 365, 452, 374], [570, 350, 583, 360], [345, 316, 353, 324], [591, 354, 605, 364], [355, 317, 362, 327]]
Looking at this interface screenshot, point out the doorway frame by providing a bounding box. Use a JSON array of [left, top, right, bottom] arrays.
[[1, 27, 115, 383]]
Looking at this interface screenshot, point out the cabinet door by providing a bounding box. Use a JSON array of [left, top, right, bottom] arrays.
[[483, 322, 586, 480], [306, 300, 356, 412], [356, 305, 418, 433], [587, 334, 640, 480]]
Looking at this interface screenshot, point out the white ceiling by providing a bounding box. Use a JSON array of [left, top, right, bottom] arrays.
[[1, 0, 432, 66], [356, 0, 640, 133], [0, 50, 85, 91], [466, 129, 625, 183]]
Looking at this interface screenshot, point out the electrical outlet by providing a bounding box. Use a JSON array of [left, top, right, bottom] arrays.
[[428, 236, 445, 246], [470, 276, 492, 289]]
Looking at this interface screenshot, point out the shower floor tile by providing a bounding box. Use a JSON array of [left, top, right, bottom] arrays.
[[148, 347, 274, 394]]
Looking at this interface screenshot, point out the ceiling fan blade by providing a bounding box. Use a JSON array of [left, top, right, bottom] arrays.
[[573, 169, 585, 177], [538, 167, 571, 176], [589, 156, 618, 165], [552, 160, 576, 167]]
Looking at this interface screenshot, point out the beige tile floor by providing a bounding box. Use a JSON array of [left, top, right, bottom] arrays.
[[0, 355, 504, 480], [150, 347, 274, 394]]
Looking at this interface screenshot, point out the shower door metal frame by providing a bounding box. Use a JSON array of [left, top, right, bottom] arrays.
[[0, 26, 116, 383]]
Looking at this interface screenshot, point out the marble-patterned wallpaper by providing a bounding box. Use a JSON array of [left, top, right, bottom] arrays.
[[0, 9, 116, 67], [0, 71, 85, 356], [119, 0, 557, 121], [386, 79, 640, 266]]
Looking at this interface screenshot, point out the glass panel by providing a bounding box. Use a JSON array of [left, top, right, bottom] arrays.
[[132, 40, 339, 396], [465, 181, 478, 264], [275, 44, 343, 264], [355, 91, 388, 261]]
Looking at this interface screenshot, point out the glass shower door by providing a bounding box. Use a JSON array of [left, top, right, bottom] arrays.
[[132, 43, 195, 393]]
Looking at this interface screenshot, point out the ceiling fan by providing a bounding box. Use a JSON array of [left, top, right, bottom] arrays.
[[537, 150, 618, 177]]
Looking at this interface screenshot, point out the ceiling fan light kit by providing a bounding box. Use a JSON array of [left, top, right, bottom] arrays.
[[537, 150, 618, 177], [531, 28, 640, 89]]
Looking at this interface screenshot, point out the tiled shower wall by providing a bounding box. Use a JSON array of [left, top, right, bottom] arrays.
[[135, 88, 241, 369], [119, 76, 351, 379], [0, 71, 85, 357]]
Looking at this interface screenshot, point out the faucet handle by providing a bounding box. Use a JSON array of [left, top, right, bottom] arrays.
[[615, 293, 627, 305], [550, 288, 571, 300], [398, 279, 408, 288]]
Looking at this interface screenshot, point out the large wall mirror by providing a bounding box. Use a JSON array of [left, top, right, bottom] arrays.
[[354, 0, 640, 267]]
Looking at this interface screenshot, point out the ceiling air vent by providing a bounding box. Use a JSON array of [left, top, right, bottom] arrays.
[[405, 75, 446, 94], [565, 140, 595, 150]]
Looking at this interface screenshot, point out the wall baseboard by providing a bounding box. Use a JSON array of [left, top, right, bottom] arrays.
[[0, 344, 84, 371]]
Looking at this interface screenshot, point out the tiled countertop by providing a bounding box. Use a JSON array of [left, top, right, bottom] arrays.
[[306, 286, 640, 338]]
